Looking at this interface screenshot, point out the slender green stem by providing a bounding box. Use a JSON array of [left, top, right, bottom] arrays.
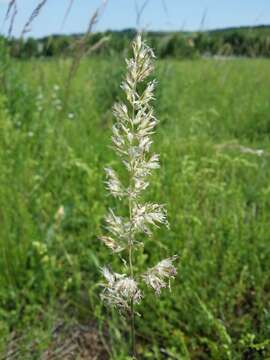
[[128, 78, 137, 359], [128, 199, 136, 358], [130, 298, 135, 358]]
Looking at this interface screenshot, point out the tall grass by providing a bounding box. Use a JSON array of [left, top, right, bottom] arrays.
[[99, 35, 177, 359]]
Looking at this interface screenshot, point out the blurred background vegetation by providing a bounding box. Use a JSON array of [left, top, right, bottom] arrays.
[[3, 25, 270, 59], [1, 21, 270, 359]]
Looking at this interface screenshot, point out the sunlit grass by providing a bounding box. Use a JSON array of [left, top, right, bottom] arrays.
[[1, 56, 270, 358]]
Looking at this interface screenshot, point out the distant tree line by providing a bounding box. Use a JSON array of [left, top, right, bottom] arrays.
[[3, 26, 270, 59]]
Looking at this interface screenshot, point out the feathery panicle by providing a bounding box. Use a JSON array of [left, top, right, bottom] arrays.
[[99, 34, 177, 356]]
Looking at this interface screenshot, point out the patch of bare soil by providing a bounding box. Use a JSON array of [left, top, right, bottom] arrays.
[[41, 321, 109, 360], [3, 322, 109, 360]]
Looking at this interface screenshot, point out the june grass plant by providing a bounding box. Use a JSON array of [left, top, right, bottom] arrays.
[[99, 35, 177, 358]]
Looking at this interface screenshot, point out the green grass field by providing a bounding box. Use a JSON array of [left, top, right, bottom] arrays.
[[1, 55, 270, 359]]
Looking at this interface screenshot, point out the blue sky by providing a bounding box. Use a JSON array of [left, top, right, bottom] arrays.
[[0, 0, 270, 38]]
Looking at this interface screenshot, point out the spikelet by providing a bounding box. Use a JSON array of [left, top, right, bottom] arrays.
[[142, 256, 178, 295], [101, 267, 142, 310]]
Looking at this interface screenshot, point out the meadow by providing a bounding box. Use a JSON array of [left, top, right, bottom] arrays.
[[1, 51, 270, 359]]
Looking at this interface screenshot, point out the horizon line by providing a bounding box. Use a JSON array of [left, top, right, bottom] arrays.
[[2, 23, 270, 40]]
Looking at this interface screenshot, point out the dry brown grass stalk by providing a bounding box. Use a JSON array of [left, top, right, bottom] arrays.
[[61, 0, 75, 29], [87, 35, 110, 55], [21, 0, 48, 36], [4, 0, 17, 38], [63, 0, 108, 110], [4, 0, 16, 23], [134, 0, 150, 30]]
